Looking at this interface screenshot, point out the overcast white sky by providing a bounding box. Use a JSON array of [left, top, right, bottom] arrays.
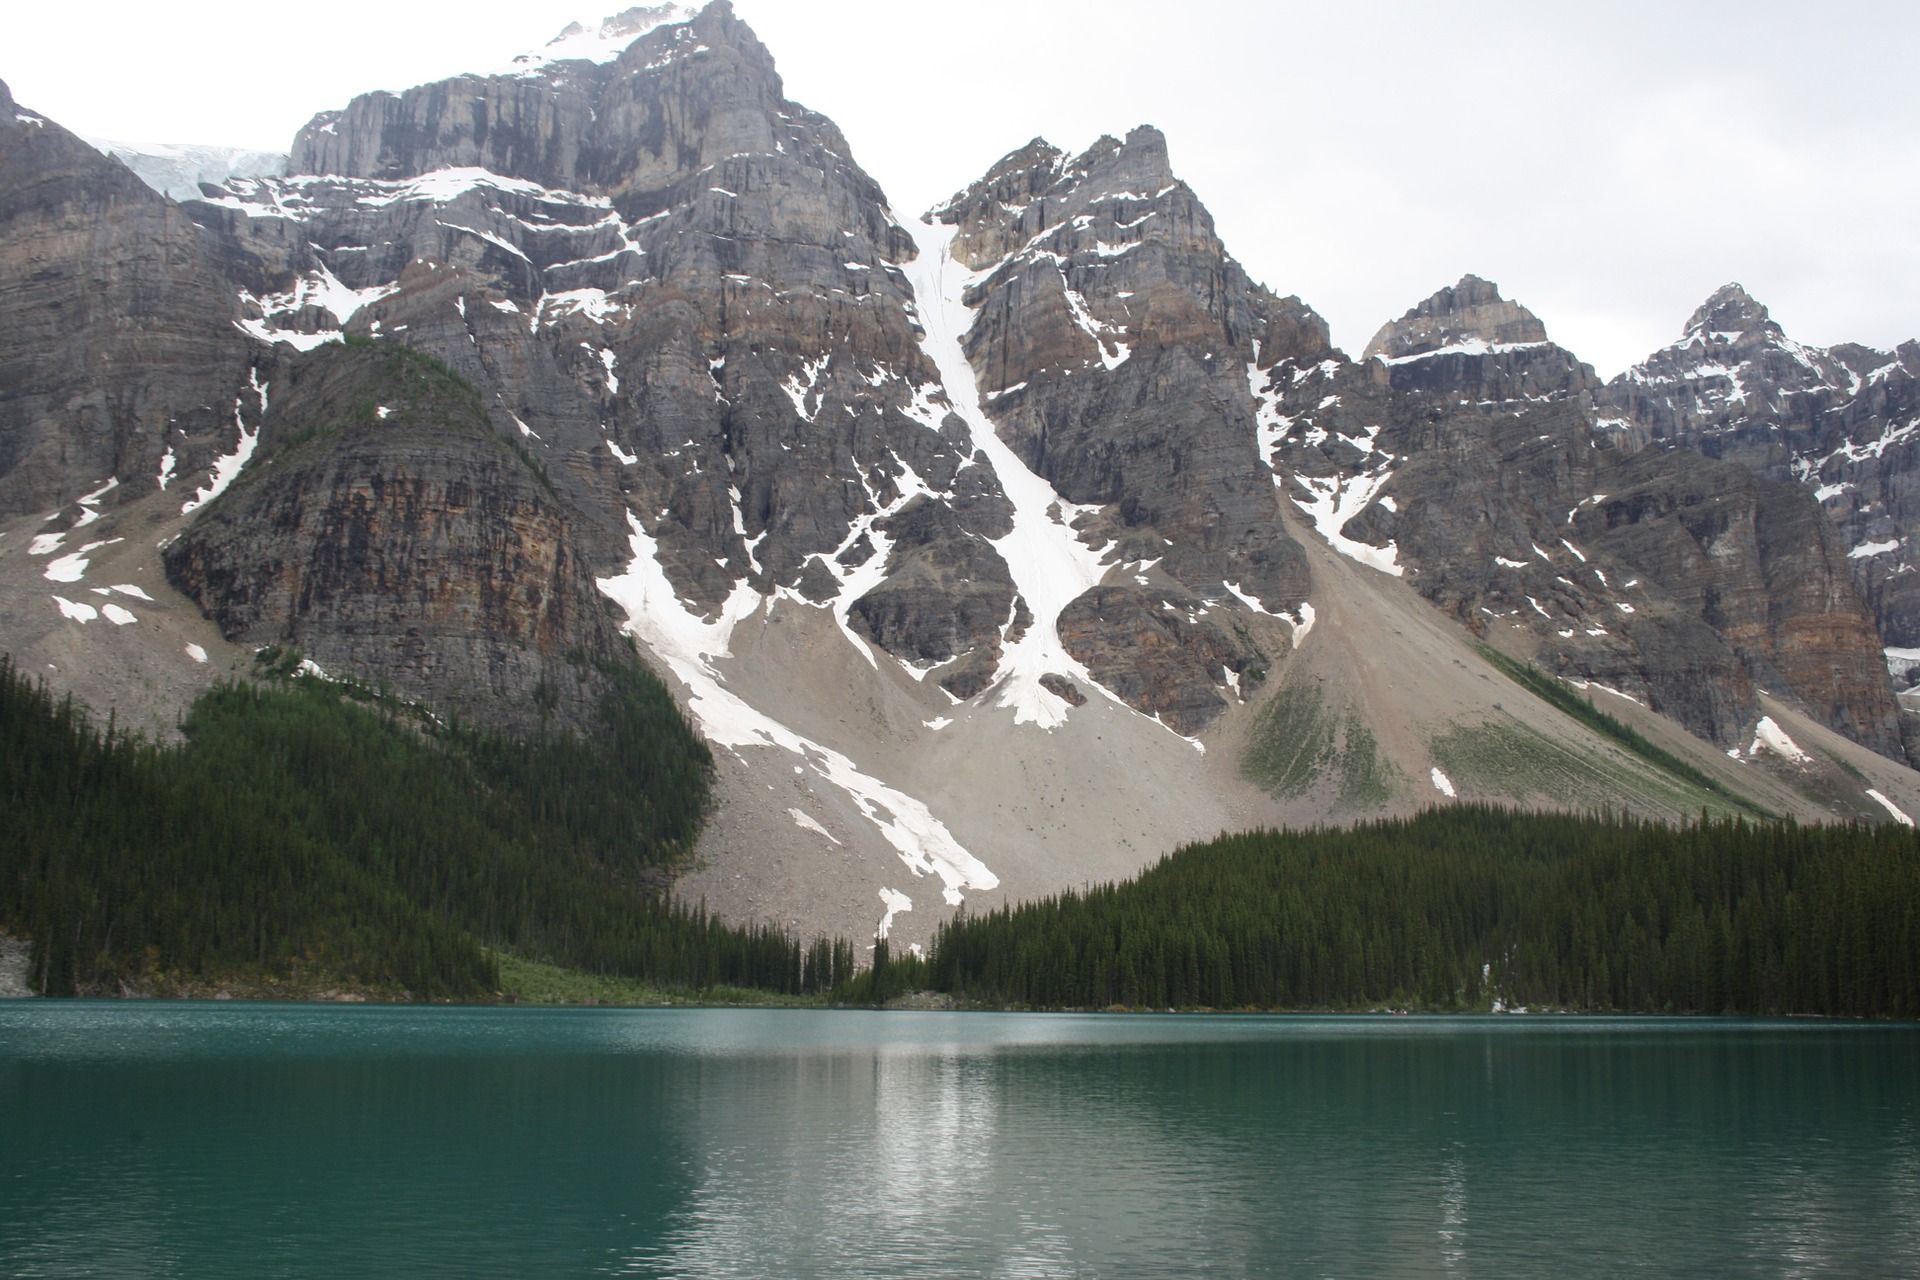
[[4, 0, 1917, 376]]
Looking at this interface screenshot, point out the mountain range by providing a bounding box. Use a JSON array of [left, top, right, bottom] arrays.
[[5, 1, 1919, 951]]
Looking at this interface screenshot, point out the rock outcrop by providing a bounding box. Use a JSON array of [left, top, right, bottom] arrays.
[[935, 126, 1315, 732], [1602, 284, 1920, 651], [1267, 277, 1903, 759], [163, 343, 625, 734], [1362, 274, 1550, 361], [0, 79, 252, 520]]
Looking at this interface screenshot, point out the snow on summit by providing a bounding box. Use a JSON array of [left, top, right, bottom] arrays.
[[496, 4, 697, 74]]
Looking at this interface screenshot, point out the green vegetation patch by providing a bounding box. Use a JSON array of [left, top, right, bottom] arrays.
[[1336, 712, 1398, 810], [1428, 715, 1746, 819], [492, 952, 833, 1007], [1477, 645, 1765, 815], [1429, 717, 1594, 802], [1242, 680, 1335, 798], [215, 340, 556, 501], [1241, 681, 1397, 808]]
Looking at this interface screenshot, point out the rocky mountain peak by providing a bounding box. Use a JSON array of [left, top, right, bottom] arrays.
[[1363, 274, 1550, 361], [0, 79, 14, 115], [947, 137, 1066, 218], [1682, 282, 1782, 342], [1605, 278, 1920, 680], [288, 0, 783, 193], [1087, 125, 1174, 189], [501, 4, 704, 74]]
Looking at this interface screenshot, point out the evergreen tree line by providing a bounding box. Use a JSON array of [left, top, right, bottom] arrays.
[[920, 806, 1920, 1016], [0, 653, 857, 998]]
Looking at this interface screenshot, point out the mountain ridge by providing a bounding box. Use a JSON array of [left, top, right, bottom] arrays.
[[3, 5, 1918, 952]]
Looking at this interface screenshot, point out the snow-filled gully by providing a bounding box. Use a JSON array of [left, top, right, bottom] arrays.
[[898, 216, 1115, 731]]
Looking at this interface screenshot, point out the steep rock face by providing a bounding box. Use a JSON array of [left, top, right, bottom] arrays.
[[1362, 274, 1549, 360], [189, 2, 1016, 699], [291, 4, 784, 201], [1574, 448, 1896, 753], [164, 344, 625, 734], [934, 127, 1318, 732], [1056, 585, 1264, 736], [1602, 284, 1920, 648], [0, 80, 252, 520], [843, 495, 1017, 697], [1266, 278, 1902, 758]]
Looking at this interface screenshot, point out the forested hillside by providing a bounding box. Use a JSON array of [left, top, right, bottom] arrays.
[[0, 652, 855, 997]]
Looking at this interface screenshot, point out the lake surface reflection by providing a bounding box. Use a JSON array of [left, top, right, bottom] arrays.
[[1, 1006, 1915, 1277]]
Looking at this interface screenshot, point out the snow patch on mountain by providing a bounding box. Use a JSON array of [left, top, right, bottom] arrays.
[[1749, 715, 1811, 765], [901, 215, 1115, 731], [789, 808, 840, 845], [597, 511, 997, 906], [1291, 466, 1402, 576], [1248, 360, 1294, 469], [86, 137, 286, 202], [497, 5, 699, 76], [1378, 338, 1550, 366], [1867, 789, 1915, 827], [875, 887, 912, 939], [181, 381, 265, 515]]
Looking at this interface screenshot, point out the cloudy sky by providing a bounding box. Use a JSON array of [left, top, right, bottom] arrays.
[[4, 0, 1916, 375]]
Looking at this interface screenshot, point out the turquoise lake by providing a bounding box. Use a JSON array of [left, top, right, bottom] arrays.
[[0, 1006, 1915, 1277]]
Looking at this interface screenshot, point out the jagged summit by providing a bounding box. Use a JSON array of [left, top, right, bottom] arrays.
[[1681, 282, 1781, 342], [937, 127, 1177, 220], [1604, 279, 1920, 661], [934, 125, 1196, 276], [1363, 274, 1550, 362], [1098, 124, 1175, 187], [498, 4, 702, 75]]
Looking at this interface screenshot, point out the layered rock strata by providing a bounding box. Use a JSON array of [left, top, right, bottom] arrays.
[[163, 343, 625, 734], [0, 79, 252, 520]]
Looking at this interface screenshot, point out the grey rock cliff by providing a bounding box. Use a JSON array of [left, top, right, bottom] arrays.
[[934, 126, 1315, 733], [1268, 277, 1902, 759], [1363, 273, 1549, 361], [163, 343, 626, 734], [0, 79, 253, 520], [1603, 284, 1920, 653]]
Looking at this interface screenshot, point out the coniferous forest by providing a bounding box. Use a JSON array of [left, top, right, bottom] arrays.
[[915, 807, 1920, 1016], [0, 652, 856, 998], [4, 650, 1917, 1015]]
